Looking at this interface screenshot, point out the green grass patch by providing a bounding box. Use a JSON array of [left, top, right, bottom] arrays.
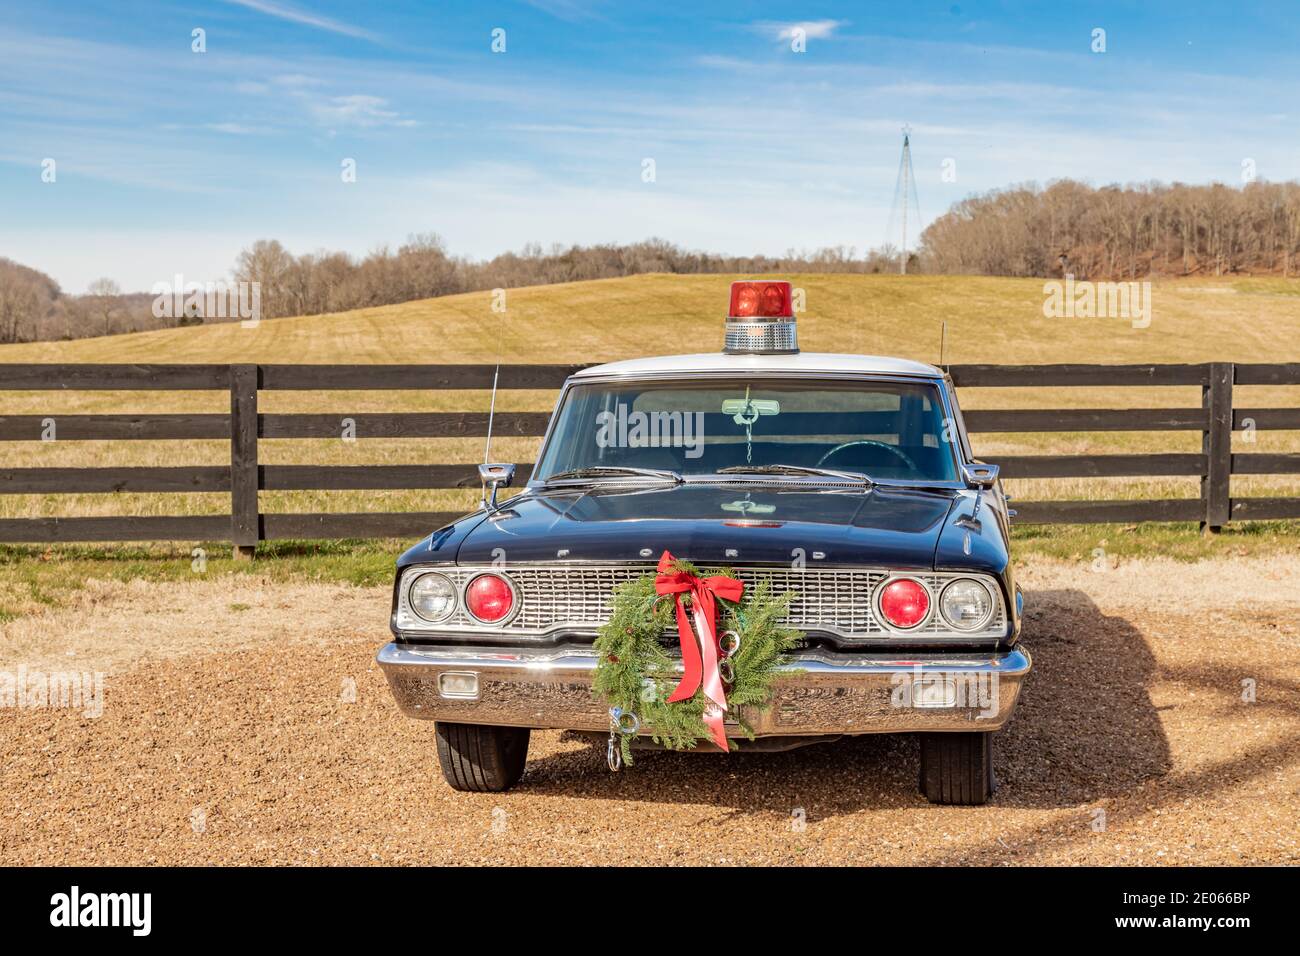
[[1232, 278, 1300, 297], [0, 538, 400, 621], [2, 523, 1298, 624], [1010, 520, 1300, 563], [0, 538, 398, 585]]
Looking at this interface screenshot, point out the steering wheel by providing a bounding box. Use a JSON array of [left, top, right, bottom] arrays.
[[817, 440, 919, 473]]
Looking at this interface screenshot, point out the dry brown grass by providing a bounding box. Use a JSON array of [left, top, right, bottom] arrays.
[[4, 272, 1300, 366], [0, 577, 377, 673]]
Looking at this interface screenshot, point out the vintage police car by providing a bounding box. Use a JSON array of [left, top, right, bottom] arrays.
[[378, 281, 1029, 805]]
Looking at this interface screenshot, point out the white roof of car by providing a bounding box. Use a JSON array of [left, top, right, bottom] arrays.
[[573, 352, 945, 379]]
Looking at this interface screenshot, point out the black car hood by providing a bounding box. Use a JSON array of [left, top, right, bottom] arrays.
[[452, 483, 960, 568]]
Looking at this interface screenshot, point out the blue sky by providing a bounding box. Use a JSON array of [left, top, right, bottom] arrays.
[[1, 1, 1298, 292]]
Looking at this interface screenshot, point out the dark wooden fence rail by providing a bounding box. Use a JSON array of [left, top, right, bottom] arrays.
[[1, 362, 1297, 553], [951, 362, 1300, 525]]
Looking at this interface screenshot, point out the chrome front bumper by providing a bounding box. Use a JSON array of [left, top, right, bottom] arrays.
[[378, 643, 1031, 736]]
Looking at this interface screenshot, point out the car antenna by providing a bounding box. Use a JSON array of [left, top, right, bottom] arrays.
[[477, 361, 505, 513], [939, 320, 948, 372], [483, 361, 500, 465]]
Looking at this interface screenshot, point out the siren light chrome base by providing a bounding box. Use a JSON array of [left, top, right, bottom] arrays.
[[723, 316, 799, 354]]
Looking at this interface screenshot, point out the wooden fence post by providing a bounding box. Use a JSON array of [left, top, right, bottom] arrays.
[[230, 365, 260, 559], [1201, 362, 1233, 533]]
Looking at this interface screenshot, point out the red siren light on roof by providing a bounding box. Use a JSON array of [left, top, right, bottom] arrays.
[[724, 280, 798, 355], [728, 281, 793, 319]]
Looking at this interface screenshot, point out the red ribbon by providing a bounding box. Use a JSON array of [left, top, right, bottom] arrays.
[[654, 550, 744, 752]]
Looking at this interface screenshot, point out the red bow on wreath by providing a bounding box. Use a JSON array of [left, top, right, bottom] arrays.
[[654, 550, 745, 751]]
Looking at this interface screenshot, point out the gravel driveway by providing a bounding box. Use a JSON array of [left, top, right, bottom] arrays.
[[2, 557, 1296, 865]]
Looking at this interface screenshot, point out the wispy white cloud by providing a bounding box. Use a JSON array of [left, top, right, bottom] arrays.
[[155, 120, 272, 136], [304, 93, 416, 128], [694, 54, 759, 72], [222, 0, 378, 42], [205, 122, 266, 135], [756, 19, 846, 42], [523, 0, 609, 23], [273, 72, 328, 88]]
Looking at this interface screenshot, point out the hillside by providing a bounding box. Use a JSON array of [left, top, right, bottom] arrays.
[[3, 273, 1300, 366]]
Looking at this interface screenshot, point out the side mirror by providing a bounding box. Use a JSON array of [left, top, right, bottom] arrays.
[[479, 463, 516, 511], [961, 462, 1000, 490]]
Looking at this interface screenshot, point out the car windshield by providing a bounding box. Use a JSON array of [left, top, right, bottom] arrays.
[[534, 377, 960, 482]]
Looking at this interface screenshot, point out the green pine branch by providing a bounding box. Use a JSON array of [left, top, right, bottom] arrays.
[[593, 562, 803, 765]]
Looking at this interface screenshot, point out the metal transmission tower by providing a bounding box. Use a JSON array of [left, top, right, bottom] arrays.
[[884, 126, 921, 274]]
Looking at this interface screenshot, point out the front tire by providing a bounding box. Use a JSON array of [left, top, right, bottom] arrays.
[[919, 731, 994, 805], [435, 722, 530, 792]]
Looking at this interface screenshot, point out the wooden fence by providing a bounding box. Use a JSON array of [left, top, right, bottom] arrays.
[[1, 362, 1297, 553]]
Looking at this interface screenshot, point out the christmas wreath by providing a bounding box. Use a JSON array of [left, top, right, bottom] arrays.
[[593, 551, 803, 766]]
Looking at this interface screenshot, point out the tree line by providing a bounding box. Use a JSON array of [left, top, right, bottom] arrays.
[[918, 179, 1300, 279], [4, 178, 1300, 343], [0, 263, 167, 344], [0, 238, 894, 342], [227, 235, 896, 322]]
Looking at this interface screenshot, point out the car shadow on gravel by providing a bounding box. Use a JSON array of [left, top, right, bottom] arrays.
[[520, 587, 1172, 816], [990, 587, 1171, 809]]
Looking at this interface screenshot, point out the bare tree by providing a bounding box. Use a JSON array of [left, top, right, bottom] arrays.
[[232, 239, 294, 319], [0, 258, 59, 343], [86, 277, 122, 335], [0, 271, 39, 343]]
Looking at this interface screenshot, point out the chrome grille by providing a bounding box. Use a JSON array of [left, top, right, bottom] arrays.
[[397, 564, 1007, 641], [509, 566, 885, 633]]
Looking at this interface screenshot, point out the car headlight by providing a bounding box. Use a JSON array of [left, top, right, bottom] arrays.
[[938, 578, 994, 631], [408, 571, 457, 623]]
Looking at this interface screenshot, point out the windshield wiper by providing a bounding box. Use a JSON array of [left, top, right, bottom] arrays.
[[715, 464, 950, 492], [717, 464, 874, 484], [542, 466, 683, 485]]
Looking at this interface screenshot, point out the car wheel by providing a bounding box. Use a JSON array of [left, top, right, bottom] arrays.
[[434, 722, 530, 792], [919, 731, 994, 805]]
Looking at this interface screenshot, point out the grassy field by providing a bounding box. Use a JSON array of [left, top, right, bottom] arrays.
[[0, 272, 1297, 612], [4, 272, 1300, 367]]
